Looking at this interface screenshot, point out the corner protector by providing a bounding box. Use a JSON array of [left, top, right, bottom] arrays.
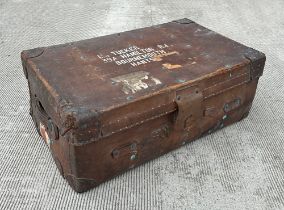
[[21, 47, 46, 79], [173, 18, 195, 24], [58, 101, 101, 143], [243, 48, 266, 80], [56, 98, 76, 135], [65, 175, 97, 193], [22, 47, 46, 60], [51, 151, 64, 176]]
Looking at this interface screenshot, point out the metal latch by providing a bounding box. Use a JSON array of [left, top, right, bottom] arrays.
[[223, 98, 241, 113], [112, 142, 138, 161], [174, 86, 203, 138]]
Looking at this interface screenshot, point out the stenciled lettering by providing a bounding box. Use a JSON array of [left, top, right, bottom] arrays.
[[97, 44, 171, 67]]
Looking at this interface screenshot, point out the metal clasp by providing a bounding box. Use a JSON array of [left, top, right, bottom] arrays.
[[112, 142, 138, 161], [174, 85, 203, 138]]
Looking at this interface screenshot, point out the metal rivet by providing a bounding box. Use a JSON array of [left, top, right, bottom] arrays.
[[127, 96, 133, 100], [130, 154, 137, 161], [177, 79, 186, 83], [235, 98, 241, 106], [112, 149, 120, 158], [130, 143, 137, 150], [222, 115, 228, 120], [224, 103, 229, 112]]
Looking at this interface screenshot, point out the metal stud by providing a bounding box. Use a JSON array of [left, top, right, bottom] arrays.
[[130, 154, 137, 161], [130, 143, 137, 151]]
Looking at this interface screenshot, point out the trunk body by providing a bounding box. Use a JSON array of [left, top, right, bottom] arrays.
[[21, 18, 266, 192]]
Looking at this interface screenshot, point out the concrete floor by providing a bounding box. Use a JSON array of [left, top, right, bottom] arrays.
[[1, 0, 284, 209]]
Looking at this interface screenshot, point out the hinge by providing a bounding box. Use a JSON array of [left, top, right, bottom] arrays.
[[174, 85, 203, 139]]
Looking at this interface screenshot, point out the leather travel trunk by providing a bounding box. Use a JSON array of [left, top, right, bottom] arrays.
[[21, 18, 266, 192]]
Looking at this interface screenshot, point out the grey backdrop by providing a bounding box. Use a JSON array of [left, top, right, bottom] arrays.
[[1, 0, 284, 209]]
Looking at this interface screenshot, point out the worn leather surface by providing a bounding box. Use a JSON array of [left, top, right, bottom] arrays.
[[0, 0, 283, 209]]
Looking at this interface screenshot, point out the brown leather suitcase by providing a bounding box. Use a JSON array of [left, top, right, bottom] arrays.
[[21, 18, 266, 192]]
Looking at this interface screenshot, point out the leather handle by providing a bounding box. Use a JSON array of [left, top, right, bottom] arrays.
[[33, 97, 59, 142], [34, 98, 49, 123]]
